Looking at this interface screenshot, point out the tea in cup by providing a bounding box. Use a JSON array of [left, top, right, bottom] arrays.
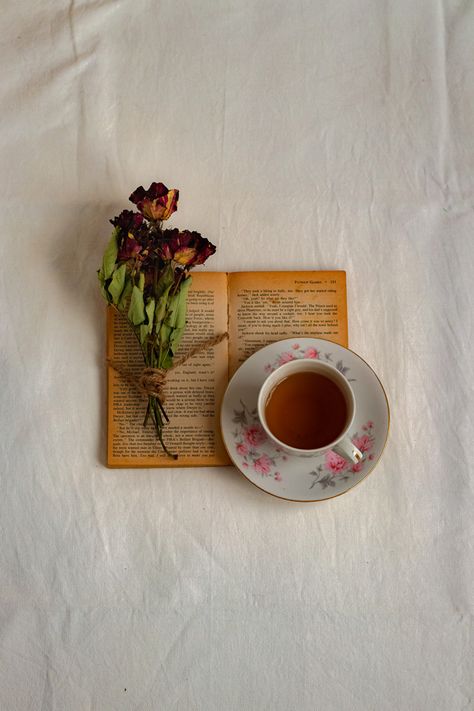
[[257, 359, 363, 462]]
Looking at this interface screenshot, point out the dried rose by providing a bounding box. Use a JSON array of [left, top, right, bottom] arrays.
[[129, 182, 179, 221], [117, 235, 142, 261], [110, 210, 149, 262], [160, 229, 216, 267], [110, 209, 145, 233]]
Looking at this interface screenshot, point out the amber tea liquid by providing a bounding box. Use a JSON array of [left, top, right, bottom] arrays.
[[264, 371, 348, 449]]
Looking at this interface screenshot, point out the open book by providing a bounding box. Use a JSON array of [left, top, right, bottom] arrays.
[[107, 271, 348, 467]]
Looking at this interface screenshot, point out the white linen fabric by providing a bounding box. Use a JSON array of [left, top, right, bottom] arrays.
[[1, 1, 473, 709]]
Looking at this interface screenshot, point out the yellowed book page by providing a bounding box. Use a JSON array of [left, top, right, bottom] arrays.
[[107, 271, 230, 467], [228, 271, 347, 375]]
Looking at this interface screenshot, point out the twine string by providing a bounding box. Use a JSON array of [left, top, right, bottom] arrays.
[[107, 332, 228, 402]]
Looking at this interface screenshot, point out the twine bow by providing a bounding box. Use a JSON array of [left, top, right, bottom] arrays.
[[107, 332, 228, 403]]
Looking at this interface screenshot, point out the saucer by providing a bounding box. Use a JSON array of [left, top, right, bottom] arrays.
[[220, 338, 390, 502]]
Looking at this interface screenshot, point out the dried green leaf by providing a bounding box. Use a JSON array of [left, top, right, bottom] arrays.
[[159, 322, 171, 349], [168, 278, 192, 354], [108, 264, 127, 305], [164, 293, 180, 327], [175, 277, 191, 329], [128, 285, 145, 325], [102, 228, 119, 279], [160, 352, 173, 369], [145, 298, 155, 334], [117, 278, 132, 311], [158, 276, 193, 359], [154, 284, 172, 324], [170, 327, 185, 354], [156, 264, 175, 299], [97, 269, 109, 302]]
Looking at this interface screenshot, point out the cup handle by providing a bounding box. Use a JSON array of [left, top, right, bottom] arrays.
[[332, 437, 364, 464]]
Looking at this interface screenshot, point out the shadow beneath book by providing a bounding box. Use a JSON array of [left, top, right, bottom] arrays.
[[49, 201, 119, 467]]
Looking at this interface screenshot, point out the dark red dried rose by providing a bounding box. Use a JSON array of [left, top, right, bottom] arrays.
[[110, 210, 149, 261], [110, 209, 145, 232], [160, 229, 216, 267], [117, 235, 142, 261], [129, 182, 179, 221]]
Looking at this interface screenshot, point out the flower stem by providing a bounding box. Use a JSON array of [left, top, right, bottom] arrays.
[[143, 399, 151, 427], [157, 397, 170, 423], [151, 396, 177, 459]]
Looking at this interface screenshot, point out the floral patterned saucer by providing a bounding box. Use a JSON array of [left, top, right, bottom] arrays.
[[220, 338, 390, 502]]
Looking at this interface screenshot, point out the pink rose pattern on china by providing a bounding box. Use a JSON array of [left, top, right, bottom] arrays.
[[232, 409, 376, 490], [231, 400, 283, 482], [308, 421, 375, 490], [253, 454, 273, 475], [278, 351, 296, 366], [243, 424, 267, 448], [325, 450, 348, 473], [352, 433, 373, 452], [263, 343, 353, 381], [236, 442, 249, 456]]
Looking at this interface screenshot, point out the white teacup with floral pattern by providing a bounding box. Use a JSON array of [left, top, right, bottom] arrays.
[[257, 359, 363, 463]]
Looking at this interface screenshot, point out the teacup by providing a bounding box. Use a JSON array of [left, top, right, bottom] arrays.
[[257, 359, 363, 463]]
